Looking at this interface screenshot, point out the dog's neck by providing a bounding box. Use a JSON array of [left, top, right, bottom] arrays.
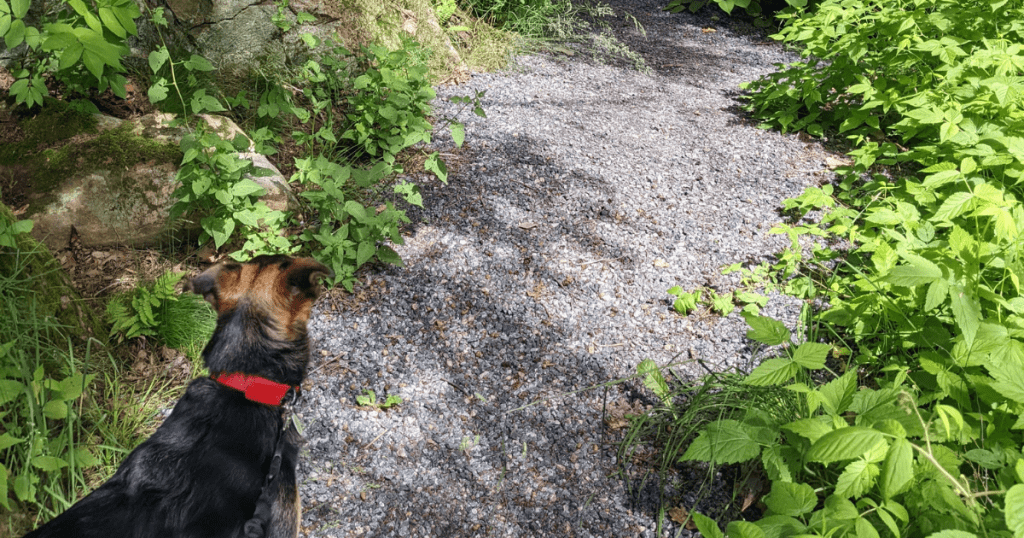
[[202, 303, 310, 386]]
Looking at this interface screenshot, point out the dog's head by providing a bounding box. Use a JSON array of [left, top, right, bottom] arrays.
[[187, 255, 333, 342]]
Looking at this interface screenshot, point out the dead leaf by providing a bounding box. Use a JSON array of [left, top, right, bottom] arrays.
[[668, 506, 691, 526], [519, 222, 538, 230], [826, 156, 852, 169], [653, 258, 670, 268], [702, 27, 717, 33]]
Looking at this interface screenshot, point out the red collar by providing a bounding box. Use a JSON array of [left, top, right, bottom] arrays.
[[211, 372, 298, 406]]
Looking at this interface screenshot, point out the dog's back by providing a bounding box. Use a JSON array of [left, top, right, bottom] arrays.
[[25, 255, 330, 538]]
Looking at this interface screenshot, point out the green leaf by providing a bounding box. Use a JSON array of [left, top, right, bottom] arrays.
[[0, 463, 8, 510], [835, 460, 879, 499], [98, 7, 126, 37], [742, 312, 791, 345], [950, 284, 981, 348], [726, 520, 765, 538], [81, 49, 105, 82], [0, 379, 24, 405], [924, 531, 976, 538], [856, 517, 880, 538], [146, 47, 167, 72], [449, 121, 465, 147], [783, 418, 833, 442], [680, 419, 761, 464], [819, 370, 857, 415], [763, 481, 817, 516], [185, 54, 214, 72], [42, 400, 68, 419], [229, 179, 266, 198], [11, 0, 26, 18], [807, 427, 886, 464], [744, 358, 800, 386], [1005, 484, 1024, 538], [885, 253, 942, 287], [375, 245, 404, 267], [792, 342, 829, 369], [32, 455, 69, 472], [638, 359, 670, 401], [4, 18, 24, 48], [692, 512, 724, 538], [356, 240, 375, 267], [925, 279, 949, 311], [881, 437, 913, 499], [990, 365, 1024, 405], [933, 191, 975, 221], [0, 432, 24, 450]]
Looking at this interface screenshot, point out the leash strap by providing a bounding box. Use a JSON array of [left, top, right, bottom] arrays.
[[243, 391, 298, 538]]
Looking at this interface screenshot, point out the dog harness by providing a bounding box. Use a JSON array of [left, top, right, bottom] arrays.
[[211, 372, 299, 406]]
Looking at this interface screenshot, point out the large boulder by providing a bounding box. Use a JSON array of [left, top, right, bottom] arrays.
[[1, 102, 291, 250]]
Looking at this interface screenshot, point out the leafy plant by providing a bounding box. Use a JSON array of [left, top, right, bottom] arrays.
[[0, 202, 33, 248], [107, 270, 186, 342], [0, 0, 139, 108], [663, 0, 807, 17], [667, 285, 703, 314], [355, 389, 402, 409]]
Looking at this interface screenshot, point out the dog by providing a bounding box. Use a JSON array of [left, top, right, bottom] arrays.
[[25, 255, 332, 538]]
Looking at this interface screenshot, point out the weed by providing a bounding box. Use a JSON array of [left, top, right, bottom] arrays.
[[355, 389, 403, 410]]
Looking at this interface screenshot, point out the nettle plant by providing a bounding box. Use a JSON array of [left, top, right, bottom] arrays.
[[0, 0, 139, 108]]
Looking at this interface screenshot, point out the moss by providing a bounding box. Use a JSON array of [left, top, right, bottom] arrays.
[[26, 124, 183, 211], [0, 99, 98, 166]]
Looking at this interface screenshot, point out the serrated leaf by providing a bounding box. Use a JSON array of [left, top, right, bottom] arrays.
[[881, 437, 913, 499], [744, 358, 800, 386], [807, 426, 886, 464], [638, 359, 670, 401], [990, 365, 1024, 405], [925, 279, 949, 311], [793, 342, 829, 369], [835, 460, 879, 499], [1006, 485, 1024, 538], [742, 312, 791, 345], [925, 531, 976, 538], [950, 284, 981, 348], [885, 253, 942, 287], [680, 419, 761, 464], [355, 240, 375, 267], [783, 418, 833, 442], [933, 191, 975, 221], [376, 245, 404, 267], [764, 481, 817, 517], [0, 379, 24, 405]]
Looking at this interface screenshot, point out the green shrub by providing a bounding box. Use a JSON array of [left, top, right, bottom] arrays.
[[462, 0, 564, 35], [107, 270, 214, 350]]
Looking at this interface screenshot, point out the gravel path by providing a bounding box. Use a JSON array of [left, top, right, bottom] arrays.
[[298, 2, 834, 536]]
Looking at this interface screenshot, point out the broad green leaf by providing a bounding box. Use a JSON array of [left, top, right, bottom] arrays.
[[925, 279, 949, 311], [761, 445, 793, 482], [229, 179, 265, 198], [375, 245, 404, 267], [355, 240, 375, 267], [185, 54, 214, 71], [990, 365, 1024, 405], [819, 370, 857, 415], [950, 284, 982, 347], [856, 517, 881, 538], [0, 379, 24, 405], [449, 121, 465, 147], [4, 17, 23, 48], [11, 0, 26, 18], [1006, 484, 1024, 538], [792, 342, 829, 369], [726, 520, 765, 538], [0, 463, 7, 510], [763, 481, 816, 517], [0, 433, 24, 450], [881, 438, 913, 499], [742, 312, 791, 345], [807, 427, 886, 464], [783, 418, 832, 442], [933, 191, 975, 221], [885, 253, 941, 287], [692, 512, 724, 538], [925, 531, 976, 538], [32, 455, 69, 472], [835, 460, 879, 499], [744, 358, 799, 386], [98, 7, 126, 37], [638, 359, 669, 401], [42, 400, 67, 419], [680, 419, 761, 464]]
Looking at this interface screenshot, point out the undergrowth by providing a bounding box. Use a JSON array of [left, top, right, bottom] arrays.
[[640, 0, 1024, 537]]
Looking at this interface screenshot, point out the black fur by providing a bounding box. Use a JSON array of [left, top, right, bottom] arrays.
[[24, 256, 331, 538]]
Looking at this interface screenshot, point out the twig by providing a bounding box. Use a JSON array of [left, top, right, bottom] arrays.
[[362, 427, 391, 450], [579, 256, 625, 266]]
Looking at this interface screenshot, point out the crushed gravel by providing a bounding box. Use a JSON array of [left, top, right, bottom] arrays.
[[297, 2, 836, 536]]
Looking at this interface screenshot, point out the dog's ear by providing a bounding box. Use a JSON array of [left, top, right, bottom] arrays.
[[284, 258, 334, 299], [185, 262, 239, 307]]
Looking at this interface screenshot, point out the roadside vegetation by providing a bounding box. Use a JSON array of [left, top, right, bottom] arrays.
[[642, 0, 1024, 537]]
